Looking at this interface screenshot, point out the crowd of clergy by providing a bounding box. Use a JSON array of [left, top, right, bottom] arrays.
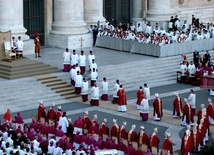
[[1, 90, 213, 155], [96, 15, 214, 46]]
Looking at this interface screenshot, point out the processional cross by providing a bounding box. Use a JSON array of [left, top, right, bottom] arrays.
[[79, 37, 84, 51]]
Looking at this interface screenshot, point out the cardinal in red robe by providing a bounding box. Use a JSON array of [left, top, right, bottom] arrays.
[[136, 86, 144, 110]]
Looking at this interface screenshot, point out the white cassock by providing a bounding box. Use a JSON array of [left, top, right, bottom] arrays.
[[79, 54, 86, 67], [180, 64, 187, 76], [16, 40, 24, 54], [74, 74, 83, 87], [81, 81, 89, 95], [146, 26, 152, 35], [113, 83, 120, 98], [91, 86, 99, 100], [63, 52, 71, 64], [58, 116, 69, 133], [70, 54, 79, 66], [71, 68, 77, 80], [90, 71, 98, 81], [90, 62, 98, 71], [140, 98, 149, 114], [188, 93, 196, 109], [188, 64, 196, 77], [88, 54, 95, 66], [101, 81, 108, 95], [144, 87, 150, 100]]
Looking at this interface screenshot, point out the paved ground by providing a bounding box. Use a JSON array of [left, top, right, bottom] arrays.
[[0, 46, 213, 154]]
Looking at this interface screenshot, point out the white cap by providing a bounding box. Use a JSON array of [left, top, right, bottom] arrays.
[[85, 111, 89, 115], [123, 121, 127, 126], [208, 98, 211, 102], [140, 126, 145, 130], [57, 105, 61, 110], [132, 124, 136, 130], [201, 104, 205, 108], [38, 100, 43, 104], [165, 132, 170, 138], [104, 118, 107, 123], [113, 119, 117, 123], [68, 118, 72, 123], [155, 93, 159, 97], [175, 92, 179, 97], [51, 103, 55, 107], [154, 127, 158, 133], [184, 98, 188, 103], [94, 114, 97, 119], [187, 125, 191, 130]]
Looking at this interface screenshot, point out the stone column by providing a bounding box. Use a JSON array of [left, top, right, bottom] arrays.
[[0, 0, 29, 40], [51, 0, 88, 35], [84, 0, 105, 26], [146, 0, 176, 22], [132, 0, 143, 22]]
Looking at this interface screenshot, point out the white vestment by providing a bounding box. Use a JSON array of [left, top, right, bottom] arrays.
[[188, 93, 196, 108], [101, 81, 108, 94], [113, 83, 120, 98], [88, 54, 95, 66], [140, 98, 149, 113], [79, 54, 86, 67], [144, 87, 150, 100], [70, 54, 79, 66], [90, 62, 98, 71], [91, 86, 99, 99], [81, 81, 89, 95], [16, 40, 24, 52], [180, 64, 187, 76], [74, 74, 83, 87], [90, 71, 98, 81], [58, 116, 69, 133], [63, 52, 71, 64]]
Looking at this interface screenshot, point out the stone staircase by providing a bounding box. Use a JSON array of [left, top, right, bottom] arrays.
[[0, 58, 62, 79], [34, 74, 79, 100]]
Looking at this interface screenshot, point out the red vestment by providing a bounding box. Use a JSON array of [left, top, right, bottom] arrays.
[[83, 116, 92, 130], [92, 120, 99, 129], [182, 104, 192, 124], [100, 122, 109, 137], [88, 125, 99, 134], [41, 125, 49, 135], [4, 111, 11, 122], [73, 119, 84, 128], [119, 127, 127, 140], [136, 90, 144, 105], [55, 111, 62, 124], [181, 134, 193, 155], [125, 145, 136, 155], [162, 138, 173, 154], [111, 124, 120, 138], [117, 89, 127, 106], [38, 104, 46, 121], [197, 110, 202, 124], [128, 130, 138, 142], [191, 129, 200, 151], [173, 96, 183, 117], [198, 124, 207, 142], [117, 142, 126, 152], [138, 131, 149, 146], [153, 98, 163, 118], [207, 103, 214, 119], [149, 133, 160, 148], [47, 107, 56, 121]]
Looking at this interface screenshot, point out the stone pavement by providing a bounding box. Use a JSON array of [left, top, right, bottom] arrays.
[[0, 46, 213, 154]]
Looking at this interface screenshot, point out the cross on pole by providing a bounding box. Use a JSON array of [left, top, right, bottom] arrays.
[[79, 37, 84, 51]]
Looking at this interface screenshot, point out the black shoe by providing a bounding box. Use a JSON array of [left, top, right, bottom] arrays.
[[38, 55, 41, 57], [35, 56, 37, 58]]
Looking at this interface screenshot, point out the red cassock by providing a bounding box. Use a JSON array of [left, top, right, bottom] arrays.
[[48, 126, 56, 135], [138, 132, 149, 146], [128, 130, 138, 142], [111, 125, 120, 138], [92, 120, 99, 129], [181, 135, 193, 155], [38, 105, 46, 121], [117, 89, 127, 106], [191, 129, 200, 152], [125, 145, 136, 155], [162, 138, 173, 154], [109, 141, 117, 149], [197, 110, 202, 124], [149, 134, 160, 148], [55, 111, 62, 123], [136, 149, 143, 155], [47, 108, 56, 121], [95, 140, 103, 149], [173, 97, 183, 117], [203, 117, 210, 129], [100, 123, 109, 137], [73, 119, 85, 128], [83, 116, 92, 130], [81, 134, 89, 144], [182, 104, 192, 124], [41, 125, 49, 135], [207, 104, 214, 119], [153, 98, 163, 118], [88, 126, 99, 134], [39, 140, 48, 153], [136, 90, 144, 105], [119, 127, 127, 139], [73, 134, 81, 143], [197, 124, 207, 142], [4, 111, 11, 122]]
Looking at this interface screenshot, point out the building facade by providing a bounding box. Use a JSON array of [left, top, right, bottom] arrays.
[[0, 0, 213, 55]]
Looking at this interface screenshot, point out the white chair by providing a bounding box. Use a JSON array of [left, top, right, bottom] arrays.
[[4, 41, 16, 61]]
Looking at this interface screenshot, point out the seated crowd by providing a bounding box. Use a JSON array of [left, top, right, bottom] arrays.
[[95, 15, 214, 46]]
